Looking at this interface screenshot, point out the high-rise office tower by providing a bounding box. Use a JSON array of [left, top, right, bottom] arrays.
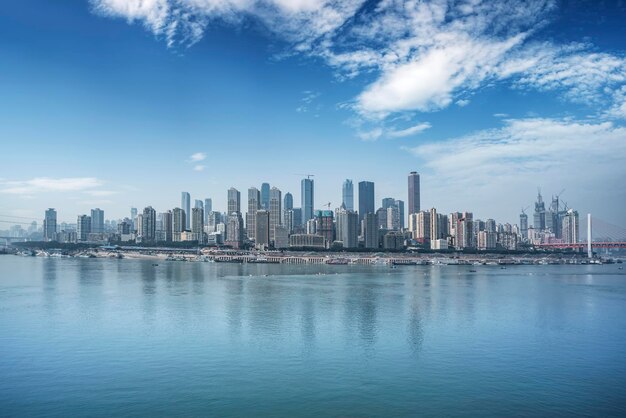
[[130, 207, 138, 232], [292, 208, 302, 230], [142, 206, 156, 243], [342, 179, 354, 211], [364, 212, 378, 249], [283, 192, 294, 228], [77, 214, 92, 241], [181, 192, 191, 228], [255, 210, 270, 249], [301, 178, 314, 224], [395, 200, 405, 229], [43, 208, 57, 241], [338, 209, 359, 249], [261, 183, 270, 210], [194, 199, 203, 209], [192, 207, 204, 243], [228, 188, 241, 214], [358, 181, 375, 222], [382, 198, 395, 209], [269, 187, 282, 242], [376, 207, 387, 229], [520, 211, 528, 241], [204, 198, 212, 213], [408, 171, 420, 215], [246, 187, 261, 241], [284, 192, 293, 211], [90, 208, 104, 234]]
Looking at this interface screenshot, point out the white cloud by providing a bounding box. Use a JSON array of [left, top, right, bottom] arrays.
[[189, 152, 206, 162], [194, 164, 206, 171], [91, 0, 626, 124], [387, 122, 432, 138], [0, 177, 104, 195], [404, 118, 626, 222], [355, 121, 431, 141]]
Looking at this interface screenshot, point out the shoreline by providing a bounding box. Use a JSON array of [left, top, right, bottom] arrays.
[[8, 247, 620, 266]]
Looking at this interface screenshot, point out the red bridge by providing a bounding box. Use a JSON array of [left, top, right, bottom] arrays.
[[537, 242, 626, 250]]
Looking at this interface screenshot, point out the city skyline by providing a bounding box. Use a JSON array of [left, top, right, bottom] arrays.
[[0, 1, 625, 226]]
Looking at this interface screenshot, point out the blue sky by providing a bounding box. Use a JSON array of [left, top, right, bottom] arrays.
[[1, 0, 625, 226]]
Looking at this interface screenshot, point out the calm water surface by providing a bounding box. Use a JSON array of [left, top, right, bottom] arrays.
[[1, 256, 626, 417]]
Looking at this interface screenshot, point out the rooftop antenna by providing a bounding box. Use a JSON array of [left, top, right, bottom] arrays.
[[295, 174, 315, 180]]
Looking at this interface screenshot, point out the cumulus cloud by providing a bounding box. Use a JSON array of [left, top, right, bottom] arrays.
[[404, 118, 626, 221], [0, 177, 104, 195], [91, 0, 626, 125], [189, 152, 206, 162]]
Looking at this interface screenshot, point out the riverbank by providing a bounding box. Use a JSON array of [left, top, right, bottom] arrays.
[[8, 247, 621, 266]]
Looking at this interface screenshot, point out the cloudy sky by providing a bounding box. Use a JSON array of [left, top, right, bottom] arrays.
[[1, 0, 625, 226]]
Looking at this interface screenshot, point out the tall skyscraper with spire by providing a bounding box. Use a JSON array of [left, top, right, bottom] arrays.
[[301, 177, 314, 224], [408, 171, 420, 215]]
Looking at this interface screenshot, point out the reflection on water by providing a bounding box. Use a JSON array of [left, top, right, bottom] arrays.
[[2, 257, 626, 417]]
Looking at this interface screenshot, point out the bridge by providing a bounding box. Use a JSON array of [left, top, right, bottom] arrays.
[[535, 215, 626, 255]]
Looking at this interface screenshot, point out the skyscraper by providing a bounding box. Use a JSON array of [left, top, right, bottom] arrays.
[[181, 192, 191, 228], [520, 211, 528, 241], [534, 190, 546, 230], [142, 206, 156, 243], [43, 208, 57, 241], [246, 187, 261, 241], [408, 171, 420, 214], [77, 214, 91, 241], [226, 213, 244, 249], [172, 207, 185, 241], [90, 208, 104, 234], [161, 211, 172, 242], [130, 207, 138, 232], [194, 199, 203, 209], [204, 198, 212, 213], [269, 187, 282, 242], [562, 209, 579, 244], [382, 197, 395, 209], [358, 181, 375, 222], [284, 192, 293, 211], [314, 210, 334, 247], [301, 178, 314, 224], [255, 210, 270, 249], [228, 188, 241, 214], [192, 207, 204, 243], [342, 179, 354, 211], [261, 183, 270, 210], [338, 209, 358, 249], [364, 212, 378, 249]]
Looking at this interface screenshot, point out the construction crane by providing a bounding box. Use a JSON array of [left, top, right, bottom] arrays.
[[521, 205, 530, 215], [324, 202, 331, 209], [295, 173, 315, 179]]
